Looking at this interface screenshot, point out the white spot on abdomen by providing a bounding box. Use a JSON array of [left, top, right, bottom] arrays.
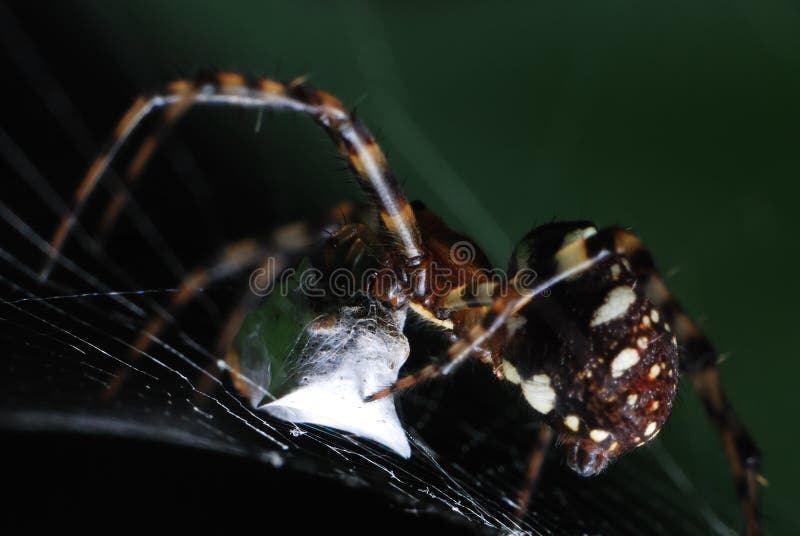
[[502, 360, 522, 385], [591, 286, 637, 327], [644, 421, 658, 437], [611, 348, 640, 378], [648, 364, 661, 379], [564, 415, 580, 431], [521, 374, 557, 414]]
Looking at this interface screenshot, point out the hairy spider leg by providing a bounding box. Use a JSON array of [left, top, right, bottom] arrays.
[[94, 83, 195, 236], [610, 231, 763, 536], [42, 72, 425, 279], [189, 288, 265, 405], [516, 423, 554, 516], [104, 212, 342, 400], [102, 236, 288, 400]]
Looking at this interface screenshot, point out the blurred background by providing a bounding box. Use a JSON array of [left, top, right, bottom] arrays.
[[1, 1, 797, 533]]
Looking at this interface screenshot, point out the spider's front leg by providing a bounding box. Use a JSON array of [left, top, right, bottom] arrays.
[[41, 72, 426, 279]]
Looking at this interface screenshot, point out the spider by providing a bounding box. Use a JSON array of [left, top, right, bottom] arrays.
[[42, 71, 763, 535]]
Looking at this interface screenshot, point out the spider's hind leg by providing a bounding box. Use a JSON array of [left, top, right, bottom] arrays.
[[615, 231, 763, 536]]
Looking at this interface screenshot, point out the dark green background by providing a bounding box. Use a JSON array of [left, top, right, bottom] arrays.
[[47, 1, 800, 532]]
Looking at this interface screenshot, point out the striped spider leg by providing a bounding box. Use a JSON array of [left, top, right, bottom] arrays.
[[103, 205, 363, 401], [371, 223, 763, 535], [41, 72, 426, 281]]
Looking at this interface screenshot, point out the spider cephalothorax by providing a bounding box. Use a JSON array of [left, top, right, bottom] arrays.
[[43, 72, 763, 535]]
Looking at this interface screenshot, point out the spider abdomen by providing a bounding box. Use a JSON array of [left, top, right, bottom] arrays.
[[504, 222, 679, 476]]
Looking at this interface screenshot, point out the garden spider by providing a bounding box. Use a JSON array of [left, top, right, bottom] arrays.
[[42, 72, 763, 535]]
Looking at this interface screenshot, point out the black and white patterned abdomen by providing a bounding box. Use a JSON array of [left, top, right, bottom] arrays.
[[504, 222, 679, 475]]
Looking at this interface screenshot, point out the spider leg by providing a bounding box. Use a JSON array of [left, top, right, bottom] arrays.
[[104, 204, 352, 400], [516, 423, 554, 516], [42, 72, 424, 279], [611, 230, 763, 536], [197, 290, 263, 404], [190, 261, 280, 407], [103, 236, 291, 400], [96, 84, 196, 235]]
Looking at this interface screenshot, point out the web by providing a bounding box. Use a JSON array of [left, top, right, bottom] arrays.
[[0, 5, 739, 534]]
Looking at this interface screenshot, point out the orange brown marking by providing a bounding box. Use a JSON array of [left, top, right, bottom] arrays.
[[166, 80, 193, 93], [124, 135, 159, 179], [380, 201, 415, 231], [365, 363, 439, 401], [173, 271, 210, 305], [112, 95, 150, 139], [216, 72, 246, 86], [257, 79, 285, 94], [317, 90, 344, 109], [75, 157, 107, 201], [225, 349, 254, 401], [98, 193, 127, 233], [613, 228, 644, 255]]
